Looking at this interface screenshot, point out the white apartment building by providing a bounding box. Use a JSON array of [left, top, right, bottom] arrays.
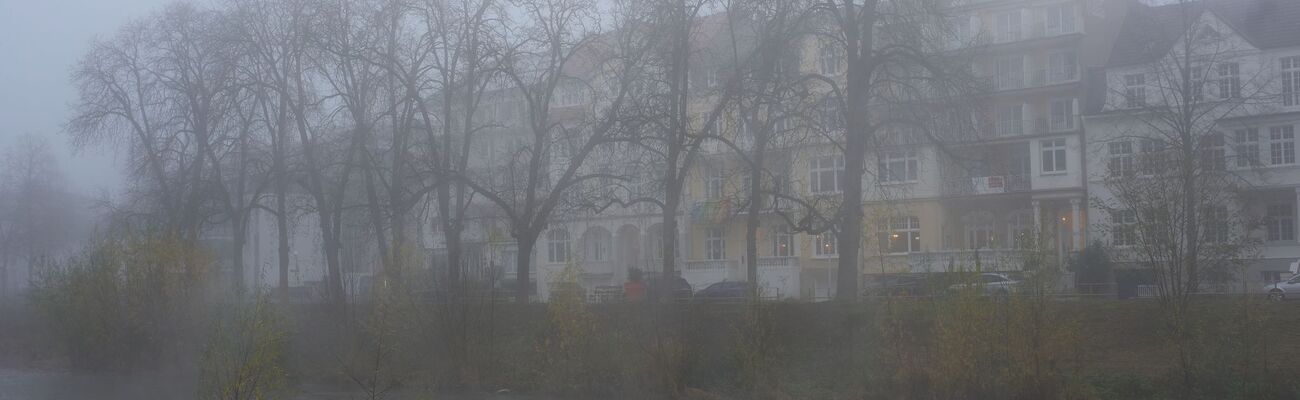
[[1085, 0, 1300, 290]]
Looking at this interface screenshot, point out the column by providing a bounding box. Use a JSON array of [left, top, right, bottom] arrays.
[[1032, 200, 1043, 237], [1070, 198, 1082, 251], [1295, 187, 1300, 245]]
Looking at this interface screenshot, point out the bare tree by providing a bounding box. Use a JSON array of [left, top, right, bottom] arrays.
[[805, 0, 973, 300], [457, 0, 652, 303], [1091, 1, 1269, 390], [0, 135, 73, 298]]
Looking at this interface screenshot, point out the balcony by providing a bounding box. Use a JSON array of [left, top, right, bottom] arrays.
[[685, 259, 738, 271], [682, 259, 740, 292], [942, 174, 1030, 196], [905, 249, 1029, 273]]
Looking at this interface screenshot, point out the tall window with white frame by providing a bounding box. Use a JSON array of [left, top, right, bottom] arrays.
[[1047, 51, 1078, 83], [1235, 128, 1260, 167], [1043, 3, 1076, 36], [1266, 204, 1295, 242], [1124, 73, 1146, 108], [1111, 210, 1137, 247], [589, 231, 609, 262], [814, 231, 838, 258], [706, 227, 726, 260], [1269, 125, 1295, 165], [547, 229, 571, 264], [705, 161, 725, 199], [995, 10, 1021, 42], [1108, 140, 1135, 177], [1041, 138, 1067, 173], [880, 216, 922, 254], [1049, 98, 1076, 131], [1200, 133, 1227, 172], [771, 226, 793, 257], [1217, 62, 1241, 99], [997, 103, 1024, 135], [1139, 138, 1167, 175], [878, 150, 919, 183], [819, 44, 841, 76], [1282, 56, 1300, 107], [1203, 205, 1229, 243], [809, 155, 843, 194], [996, 55, 1025, 90]]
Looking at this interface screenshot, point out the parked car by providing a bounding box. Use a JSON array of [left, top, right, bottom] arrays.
[[694, 281, 748, 302], [1265, 274, 1300, 301], [862, 274, 929, 297], [947, 273, 1020, 297], [647, 274, 693, 302]]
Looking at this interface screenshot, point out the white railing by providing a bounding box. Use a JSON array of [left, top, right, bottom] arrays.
[[758, 256, 799, 268], [905, 249, 1028, 273], [685, 259, 739, 271]]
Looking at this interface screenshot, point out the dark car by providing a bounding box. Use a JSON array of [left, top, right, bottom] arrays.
[[862, 274, 929, 297], [647, 274, 694, 302], [694, 281, 748, 302]]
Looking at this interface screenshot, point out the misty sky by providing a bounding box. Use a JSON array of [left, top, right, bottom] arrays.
[[0, 0, 173, 197]]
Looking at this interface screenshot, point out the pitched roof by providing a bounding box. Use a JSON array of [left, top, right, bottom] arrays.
[[1107, 0, 1300, 67]]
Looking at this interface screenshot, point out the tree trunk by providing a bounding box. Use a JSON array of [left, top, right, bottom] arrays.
[[745, 150, 764, 300], [364, 166, 393, 281], [276, 183, 290, 297], [662, 180, 681, 285], [515, 235, 536, 304]]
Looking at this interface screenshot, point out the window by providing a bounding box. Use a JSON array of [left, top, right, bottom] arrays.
[[705, 161, 724, 199], [1235, 128, 1260, 167], [1111, 210, 1137, 247], [1125, 73, 1146, 108], [995, 10, 1022, 42], [1266, 204, 1295, 241], [1269, 125, 1295, 165], [1043, 3, 1076, 36], [1007, 210, 1034, 247], [647, 227, 664, 260], [706, 227, 726, 260], [1217, 62, 1241, 99], [1041, 139, 1067, 173], [1049, 98, 1076, 131], [589, 231, 610, 262], [996, 55, 1024, 90], [878, 151, 919, 183], [819, 44, 841, 75], [964, 212, 996, 249], [556, 85, 585, 107], [1047, 51, 1078, 83], [809, 155, 844, 194], [705, 68, 721, 88], [819, 98, 843, 130], [547, 229, 571, 263], [879, 216, 922, 254], [814, 231, 838, 257], [771, 226, 793, 257], [1200, 133, 1226, 172], [1282, 56, 1300, 107], [997, 103, 1024, 135], [1108, 140, 1134, 177], [1139, 138, 1166, 175], [1203, 206, 1229, 243], [1189, 65, 1206, 102]]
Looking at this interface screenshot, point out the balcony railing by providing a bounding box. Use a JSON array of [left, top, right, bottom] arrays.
[[758, 256, 799, 268], [685, 259, 739, 271], [942, 174, 1030, 196], [905, 249, 1028, 273]]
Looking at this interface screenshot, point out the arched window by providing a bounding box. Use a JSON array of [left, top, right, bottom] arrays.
[[547, 229, 571, 264]]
